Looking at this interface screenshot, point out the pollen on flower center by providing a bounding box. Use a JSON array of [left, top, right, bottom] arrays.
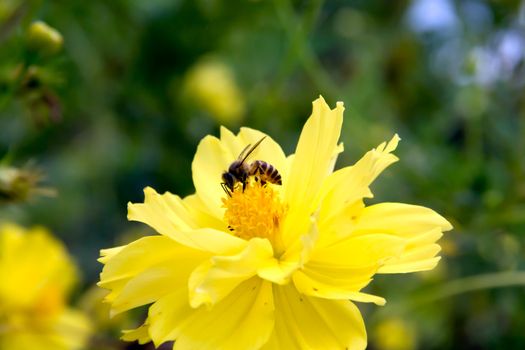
[[222, 181, 286, 248]]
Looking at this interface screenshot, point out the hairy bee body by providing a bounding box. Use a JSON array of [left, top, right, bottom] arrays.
[[221, 137, 282, 195]]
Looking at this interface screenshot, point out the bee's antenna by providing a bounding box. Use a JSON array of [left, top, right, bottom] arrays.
[[239, 136, 266, 165]]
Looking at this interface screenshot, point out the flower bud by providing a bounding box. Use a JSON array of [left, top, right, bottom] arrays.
[[373, 317, 417, 350], [183, 57, 245, 125], [0, 166, 55, 203], [27, 21, 63, 55]]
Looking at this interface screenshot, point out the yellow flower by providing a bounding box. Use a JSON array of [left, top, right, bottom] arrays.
[[0, 223, 91, 350], [99, 96, 452, 350], [183, 57, 245, 125], [373, 317, 416, 350]]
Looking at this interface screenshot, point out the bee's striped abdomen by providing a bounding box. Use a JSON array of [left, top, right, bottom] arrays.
[[249, 160, 282, 186]]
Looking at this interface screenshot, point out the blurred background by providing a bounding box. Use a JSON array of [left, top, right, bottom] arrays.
[[1, 0, 525, 349]]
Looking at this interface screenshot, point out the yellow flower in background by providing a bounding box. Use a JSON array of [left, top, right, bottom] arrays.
[[0, 223, 91, 350], [99, 96, 452, 350], [183, 57, 245, 125], [373, 317, 416, 350]]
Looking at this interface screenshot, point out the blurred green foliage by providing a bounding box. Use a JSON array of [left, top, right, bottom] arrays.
[[1, 0, 525, 349]]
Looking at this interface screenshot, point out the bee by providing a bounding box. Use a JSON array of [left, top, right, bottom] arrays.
[[221, 136, 282, 196]]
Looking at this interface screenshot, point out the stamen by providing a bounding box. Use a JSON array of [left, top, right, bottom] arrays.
[[222, 181, 286, 251]]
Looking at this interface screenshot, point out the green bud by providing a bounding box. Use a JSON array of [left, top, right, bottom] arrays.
[[27, 21, 63, 56], [0, 166, 55, 203]]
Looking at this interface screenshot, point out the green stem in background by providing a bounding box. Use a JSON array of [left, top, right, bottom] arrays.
[[0, 2, 28, 44], [378, 271, 525, 316], [272, 0, 338, 99]]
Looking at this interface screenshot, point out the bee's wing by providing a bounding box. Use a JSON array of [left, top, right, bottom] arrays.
[[236, 143, 252, 162], [237, 136, 266, 164]]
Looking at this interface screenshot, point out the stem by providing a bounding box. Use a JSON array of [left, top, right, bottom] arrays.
[[380, 271, 525, 316], [0, 2, 29, 43], [272, 0, 337, 98]]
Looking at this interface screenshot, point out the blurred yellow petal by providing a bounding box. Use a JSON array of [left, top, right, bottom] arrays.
[[52, 308, 92, 350], [262, 285, 366, 350], [0, 225, 76, 310], [0, 223, 91, 350], [0, 308, 90, 350]]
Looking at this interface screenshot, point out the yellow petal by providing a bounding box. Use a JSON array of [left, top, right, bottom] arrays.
[[319, 134, 400, 224], [143, 287, 190, 347], [290, 233, 405, 303], [52, 308, 93, 350], [354, 202, 452, 236], [99, 235, 208, 309], [292, 267, 386, 305], [127, 187, 246, 254], [352, 203, 452, 273], [282, 96, 344, 246], [316, 200, 365, 248], [188, 238, 275, 308], [112, 264, 196, 316], [191, 135, 230, 218], [122, 323, 151, 344], [98, 246, 124, 264], [0, 308, 92, 350], [312, 233, 405, 268], [192, 127, 288, 219], [262, 285, 367, 350], [378, 242, 442, 274], [183, 193, 227, 230], [99, 236, 183, 287], [148, 278, 274, 350], [258, 215, 319, 285], [0, 224, 76, 310]]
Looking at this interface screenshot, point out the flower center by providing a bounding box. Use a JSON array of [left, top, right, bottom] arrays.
[[222, 181, 286, 251]]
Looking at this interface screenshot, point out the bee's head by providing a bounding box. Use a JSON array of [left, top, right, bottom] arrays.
[[222, 171, 235, 192]]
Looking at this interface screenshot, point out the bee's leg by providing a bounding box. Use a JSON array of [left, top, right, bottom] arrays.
[[221, 183, 232, 197], [242, 181, 247, 192], [261, 180, 267, 186]]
